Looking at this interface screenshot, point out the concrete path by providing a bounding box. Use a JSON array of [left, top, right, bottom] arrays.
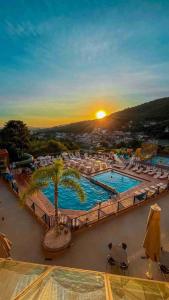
[[0, 180, 44, 262], [1, 180, 169, 281]]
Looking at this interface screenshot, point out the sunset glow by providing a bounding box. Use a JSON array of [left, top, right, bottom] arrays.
[[96, 111, 107, 119], [0, 1, 169, 127]]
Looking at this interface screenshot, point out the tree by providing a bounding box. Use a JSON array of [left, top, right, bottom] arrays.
[[47, 140, 67, 154], [21, 160, 85, 234], [1, 120, 30, 161], [29, 139, 68, 156]]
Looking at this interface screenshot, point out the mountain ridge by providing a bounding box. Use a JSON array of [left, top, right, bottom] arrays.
[[44, 97, 169, 134]]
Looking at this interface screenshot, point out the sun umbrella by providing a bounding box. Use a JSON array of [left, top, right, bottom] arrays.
[[143, 203, 161, 279], [0, 233, 12, 258]]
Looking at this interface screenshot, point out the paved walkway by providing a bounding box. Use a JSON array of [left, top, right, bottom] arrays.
[[1, 180, 169, 281], [0, 180, 44, 262]]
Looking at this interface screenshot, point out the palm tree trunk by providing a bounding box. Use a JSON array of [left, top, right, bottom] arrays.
[[54, 184, 59, 233]]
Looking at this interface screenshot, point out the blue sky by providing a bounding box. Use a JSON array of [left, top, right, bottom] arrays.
[[0, 0, 169, 127]]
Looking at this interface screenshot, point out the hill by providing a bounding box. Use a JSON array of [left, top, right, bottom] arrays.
[[46, 97, 169, 134]]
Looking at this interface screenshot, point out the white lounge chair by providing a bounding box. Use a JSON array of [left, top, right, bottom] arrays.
[[144, 187, 156, 197], [154, 171, 162, 179], [159, 172, 169, 179], [150, 185, 159, 192], [148, 168, 158, 175], [136, 167, 144, 173], [132, 164, 139, 171], [143, 166, 151, 174]]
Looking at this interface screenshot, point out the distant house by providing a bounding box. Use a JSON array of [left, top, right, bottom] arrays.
[[143, 121, 158, 127]]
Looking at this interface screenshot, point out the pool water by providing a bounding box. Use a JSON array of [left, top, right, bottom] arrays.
[[42, 176, 111, 211], [148, 155, 169, 167], [93, 171, 141, 193]]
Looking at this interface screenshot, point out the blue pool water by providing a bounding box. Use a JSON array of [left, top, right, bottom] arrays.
[[148, 155, 169, 167], [42, 176, 111, 211], [93, 171, 141, 193]]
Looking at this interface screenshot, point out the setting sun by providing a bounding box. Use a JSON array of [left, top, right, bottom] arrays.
[[96, 110, 107, 119]]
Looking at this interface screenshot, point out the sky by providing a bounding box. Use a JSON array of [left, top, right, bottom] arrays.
[[0, 0, 169, 127]]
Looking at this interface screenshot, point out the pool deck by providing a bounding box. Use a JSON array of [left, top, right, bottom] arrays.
[[1, 179, 169, 281], [15, 167, 168, 222]]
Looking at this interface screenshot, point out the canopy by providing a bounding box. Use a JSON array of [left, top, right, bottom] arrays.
[[143, 203, 161, 262]]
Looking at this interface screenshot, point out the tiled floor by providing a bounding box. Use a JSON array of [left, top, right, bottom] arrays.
[[1, 179, 169, 281]]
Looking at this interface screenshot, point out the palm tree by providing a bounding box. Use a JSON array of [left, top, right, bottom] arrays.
[[21, 159, 85, 234]]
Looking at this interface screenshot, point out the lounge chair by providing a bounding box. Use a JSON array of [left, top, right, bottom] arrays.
[[143, 166, 151, 174], [154, 171, 162, 179], [159, 172, 169, 179], [132, 164, 139, 171], [150, 185, 159, 192], [148, 168, 158, 175], [158, 186, 166, 193], [144, 187, 156, 197], [136, 167, 144, 174], [159, 183, 168, 191]]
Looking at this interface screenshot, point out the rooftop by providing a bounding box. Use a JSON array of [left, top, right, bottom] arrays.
[[0, 259, 168, 300]]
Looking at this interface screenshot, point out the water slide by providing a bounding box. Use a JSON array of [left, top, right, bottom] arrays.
[[14, 153, 34, 168]]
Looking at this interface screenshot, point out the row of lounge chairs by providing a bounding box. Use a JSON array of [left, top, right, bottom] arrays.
[[131, 164, 169, 179], [134, 182, 168, 200], [34, 156, 56, 167], [66, 159, 109, 174]]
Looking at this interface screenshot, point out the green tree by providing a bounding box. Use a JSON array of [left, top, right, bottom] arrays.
[[1, 120, 30, 161], [47, 140, 67, 153], [21, 160, 85, 234], [29, 139, 68, 156]]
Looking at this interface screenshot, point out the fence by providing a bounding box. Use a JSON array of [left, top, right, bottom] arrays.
[[11, 177, 169, 232], [26, 183, 169, 231], [25, 197, 55, 228], [69, 184, 169, 231], [26, 197, 73, 230]]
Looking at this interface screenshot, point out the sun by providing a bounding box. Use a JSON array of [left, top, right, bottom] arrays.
[[96, 110, 107, 119]]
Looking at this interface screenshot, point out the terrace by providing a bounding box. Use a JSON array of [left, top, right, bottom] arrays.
[[1, 178, 169, 281], [14, 153, 169, 229]]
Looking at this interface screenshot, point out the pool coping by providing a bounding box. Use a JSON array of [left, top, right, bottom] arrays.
[[91, 170, 143, 193], [15, 166, 168, 223]]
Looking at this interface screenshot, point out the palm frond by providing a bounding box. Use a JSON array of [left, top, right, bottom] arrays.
[[60, 178, 86, 202], [20, 180, 48, 206], [62, 167, 81, 180], [53, 159, 64, 174], [32, 165, 55, 182]]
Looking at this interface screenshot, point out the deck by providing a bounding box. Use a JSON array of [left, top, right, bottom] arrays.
[[1, 179, 169, 281]]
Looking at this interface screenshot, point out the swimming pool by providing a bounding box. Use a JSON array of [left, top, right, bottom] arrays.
[[42, 176, 111, 211], [148, 155, 169, 167], [93, 171, 141, 193]]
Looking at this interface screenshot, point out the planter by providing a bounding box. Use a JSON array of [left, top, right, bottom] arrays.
[[43, 226, 71, 252]]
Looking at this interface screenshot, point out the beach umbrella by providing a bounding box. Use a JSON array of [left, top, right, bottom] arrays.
[[0, 233, 12, 258], [143, 203, 161, 279]]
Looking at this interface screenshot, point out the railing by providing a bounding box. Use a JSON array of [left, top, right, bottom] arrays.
[[69, 184, 169, 231], [25, 182, 169, 231], [26, 198, 55, 228], [7, 168, 169, 231], [27, 198, 73, 229]]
